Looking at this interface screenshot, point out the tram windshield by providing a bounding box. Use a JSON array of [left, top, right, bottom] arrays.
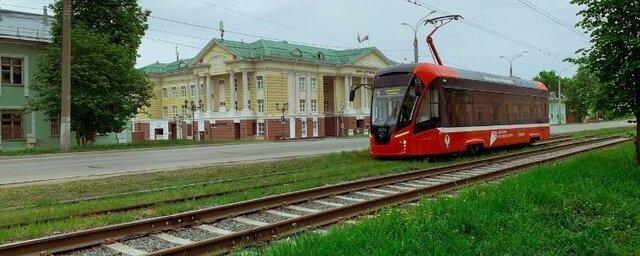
[[372, 86, 406, 126]]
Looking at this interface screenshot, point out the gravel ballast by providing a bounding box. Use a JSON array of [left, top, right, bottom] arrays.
[[121, 236, 177, 253], [246, 212, 290, 223], [321, 196, 357, 205], [295, 201, 335, 211], [167, 228, 217, 242], [63, 246, 119, 256], [211, 218, 257, 232]]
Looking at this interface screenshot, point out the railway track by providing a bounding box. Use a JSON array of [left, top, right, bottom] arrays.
[[1, 136, 574, 230], [0, 136, 629, 256]]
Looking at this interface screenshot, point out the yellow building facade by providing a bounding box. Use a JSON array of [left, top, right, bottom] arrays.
[[136, 39, 393, 141]]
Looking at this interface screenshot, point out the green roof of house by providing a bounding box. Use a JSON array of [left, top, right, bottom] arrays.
[[140, 39, 389, 75], [139, 58, 193, 75]]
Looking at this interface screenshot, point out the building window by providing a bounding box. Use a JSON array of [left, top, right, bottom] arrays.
[[1, 57, 23, 85], [310, 77, 317, 91], [310, 99, 317, 112], [299, 99, 306, 112], [50, 116, 60, 136], [171, 87, 177, 99], [190, 84, 196, 96], [256, 76, 264, 90], [1, 111, 23, 140], [234, 78, 238, 92], [298, 77, 306, 91], [181, 106, 187, 117], [257, 99, 264, 114], [235, 101, 239, 111], [172, 106, 177, 117], [181, 86, 187, 98], [220, 101, 226, 107], [162, 88, 168, 99], [162, 106, 168, 118], [257, 122, 265, 136], [248, 100, 251, 110], [301, 119, 307, 135]]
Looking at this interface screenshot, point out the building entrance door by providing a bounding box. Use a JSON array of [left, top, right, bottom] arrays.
[[323, 77, 338, 137], [234, 123, 241, 140], [169, 122, 177, 140]]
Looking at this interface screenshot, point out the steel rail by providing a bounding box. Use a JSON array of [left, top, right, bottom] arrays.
[[1, 135, 573, 229], [0, 134, 571, 214], [0, 172, 349, 230], [152, 137, 630, 256], [0, 136, 622, 255]]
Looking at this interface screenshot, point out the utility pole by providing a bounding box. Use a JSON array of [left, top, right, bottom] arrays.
[[402, 11, 436, 63], [60, 0, 71, 151], [499, 51, 528, 77]]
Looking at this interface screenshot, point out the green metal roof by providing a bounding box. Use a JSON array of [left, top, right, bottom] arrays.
[[139, 58, 193, 75], [140, 39, 389, 75], [216, 39, 376, 64]]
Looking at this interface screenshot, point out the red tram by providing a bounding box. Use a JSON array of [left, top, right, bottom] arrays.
[[369, 63, 550, 157]]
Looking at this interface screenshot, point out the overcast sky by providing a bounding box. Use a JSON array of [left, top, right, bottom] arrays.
[[4, 0, 588, 79]]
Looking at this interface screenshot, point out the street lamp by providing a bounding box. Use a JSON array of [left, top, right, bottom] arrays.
[[338, 102, 345, 137], [499, 50, 529, 77], [183, 99, 203, 142], [275, 102, 289, 140], [402, 11, 436, 63], [558, 65, 573, 98], [172, 114, 185, 140]]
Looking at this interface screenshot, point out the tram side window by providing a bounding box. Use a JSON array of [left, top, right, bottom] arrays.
[[397, 77, 422, 128], [415, 86, 440, 133]]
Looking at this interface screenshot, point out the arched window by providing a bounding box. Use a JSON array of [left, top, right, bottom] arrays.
[[292, 48, 302, 57]]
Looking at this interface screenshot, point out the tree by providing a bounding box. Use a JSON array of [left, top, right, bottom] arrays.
[[563, 66, 598, 122], [29, 0, 153, 145], [534, 70, 563, 94], [571, 0, 640, 163]]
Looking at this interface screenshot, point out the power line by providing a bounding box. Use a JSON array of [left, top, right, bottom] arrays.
[[0, 3, 44, 11], [418, 52, 473, 69], [147, 36, 202, 50], [516, 0, 589, 42], [149, 15, 354, 50], [149, 28, 212, 42], [401, 0, 567, 59], [191, 0, 354, 47], [149, 24, 420, 60]]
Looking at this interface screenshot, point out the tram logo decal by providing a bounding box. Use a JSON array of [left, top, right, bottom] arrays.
[[444, 134, 451, 149], [490, 131, 498, 146]]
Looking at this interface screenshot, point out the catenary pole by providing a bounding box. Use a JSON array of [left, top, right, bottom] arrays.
[[60, 0, 71, 151]]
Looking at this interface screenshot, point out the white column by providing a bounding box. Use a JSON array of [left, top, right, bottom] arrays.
[[361, 76, 368, 110], [23, 57, 29, 97], [219, 78, 226, 112], [206, 75, 213, 113], [287, 71, 296, 116], [229, 71, 236, 115], [306, 74, 311, 114], [194, 76, 201, 101], [242, 70, 250, 115], [344, 75, 352, 112], [194, 76, 201, 118]]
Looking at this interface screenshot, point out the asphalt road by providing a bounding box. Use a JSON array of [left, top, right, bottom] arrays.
[[0, 120, 632, 186]]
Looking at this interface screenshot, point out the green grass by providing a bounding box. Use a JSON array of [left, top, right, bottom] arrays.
[[0, 126, 633, 244], [258, 142, 640, 256], [0, 138, 260, 157], [565, 126, 635, 139], [0, 151, 458, 243]]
